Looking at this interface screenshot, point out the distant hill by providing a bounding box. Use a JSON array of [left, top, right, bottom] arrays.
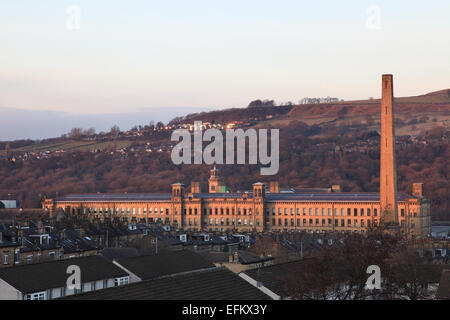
[[169, 89, 449, 139]]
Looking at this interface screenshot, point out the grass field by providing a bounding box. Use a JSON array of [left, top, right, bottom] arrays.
[[0, 140, 135, 155]]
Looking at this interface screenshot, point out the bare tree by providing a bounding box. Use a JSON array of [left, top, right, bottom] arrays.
[[110, 125, 120, 138], [69, 128, 83, 140]]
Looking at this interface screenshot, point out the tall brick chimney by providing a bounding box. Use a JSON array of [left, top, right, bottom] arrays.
[[380, 74, 399, 224]]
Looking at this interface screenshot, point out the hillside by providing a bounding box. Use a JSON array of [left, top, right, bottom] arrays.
[[0, 89, 448, 220]]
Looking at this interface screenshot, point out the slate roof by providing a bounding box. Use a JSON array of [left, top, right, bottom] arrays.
[[0, 255, 128, 294], [56, 193, 172, 202], [238, 251, 274, 265], [265, 192, 414, 202], [62, 268, 271, 300], [116, 250, 215, 280], [436, 269, 450, 300], [101, 247, 141, 261], [56, 192, 415, 203], [243, 260, 306, 297]]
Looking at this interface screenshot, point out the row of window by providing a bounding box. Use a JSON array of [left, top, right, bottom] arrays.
[[72, 206, 416, 219], [185, 218, 261, 227], [268, 207, 380, 217], [24, 277, 130, 300], [270, 218, 379, 228]]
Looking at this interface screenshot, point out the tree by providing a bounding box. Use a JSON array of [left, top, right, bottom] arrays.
[[69, 128, 83, 140], [83, 127, 96, 136], [110, 125, 120, 137], [278, 227, 438, 300]]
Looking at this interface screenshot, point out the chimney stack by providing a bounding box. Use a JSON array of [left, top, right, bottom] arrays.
[[191, 182, 201, 194], [332, 185, 341, 193], [270, 181, 279, 193], [412, 183, 424, 198], [379, 74, 399, 225]]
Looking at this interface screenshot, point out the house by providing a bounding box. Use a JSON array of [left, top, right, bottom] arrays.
[[0, 255, 129, 300], [62, 267, 271, 300], [0, 231, 20, 268], [113, 250, 215, 283], [219, 251, 275, 274]]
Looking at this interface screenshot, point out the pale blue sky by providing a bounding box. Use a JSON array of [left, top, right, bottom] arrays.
[[1, 0, 449, 114]]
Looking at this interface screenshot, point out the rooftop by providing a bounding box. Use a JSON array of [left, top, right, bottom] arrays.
[[56, 192, 416, 203], [0, 255, 128, 294], [116, 250, 215, 280], [62, 268, 271, 300]]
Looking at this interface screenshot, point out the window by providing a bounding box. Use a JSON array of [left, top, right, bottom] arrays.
[[114, 277, 130, 287], [401, 209, 405, 217], [360, 208, 364, 216], [354, 209, 358, 217], [374, 209, 378, 217], [24, 292, 46, 300], [3, 253, 9, 265], [272, 208, 276, 216]]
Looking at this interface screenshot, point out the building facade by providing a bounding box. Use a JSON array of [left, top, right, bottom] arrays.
[[42, 169, 431, 239]]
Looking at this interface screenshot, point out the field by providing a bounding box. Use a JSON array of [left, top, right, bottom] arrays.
[[0, 140, 135, 155]]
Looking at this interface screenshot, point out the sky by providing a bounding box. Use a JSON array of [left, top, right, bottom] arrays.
[[0, 0, 449, 136]]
